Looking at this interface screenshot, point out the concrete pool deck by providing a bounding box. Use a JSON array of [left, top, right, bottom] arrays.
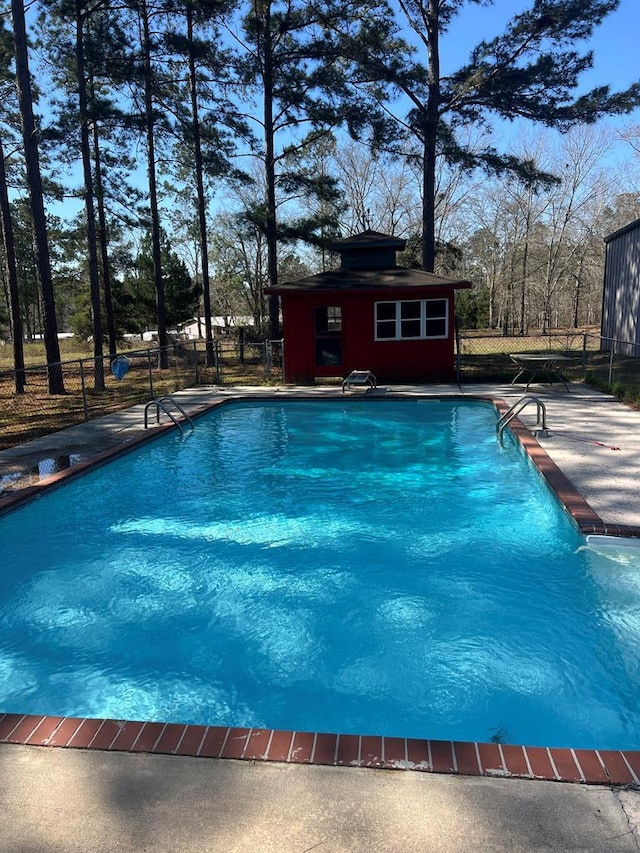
[[1, 381, 640, 851]]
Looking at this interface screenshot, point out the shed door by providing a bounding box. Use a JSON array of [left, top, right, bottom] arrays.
[[314, 306, 342, 367]]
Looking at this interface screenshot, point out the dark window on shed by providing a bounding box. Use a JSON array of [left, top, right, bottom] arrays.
[[315, 306, 343, 365]]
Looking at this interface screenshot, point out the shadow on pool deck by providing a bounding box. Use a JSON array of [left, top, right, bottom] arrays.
[[1, 743, 639, 853], [1, 382, 640, 851]]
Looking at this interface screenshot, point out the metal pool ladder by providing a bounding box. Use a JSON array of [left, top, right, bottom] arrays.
[[496, 395, 548, 444], [144, 396, 194, 437]]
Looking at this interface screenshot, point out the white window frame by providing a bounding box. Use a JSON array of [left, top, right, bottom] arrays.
[[374, 299, 449, 341]]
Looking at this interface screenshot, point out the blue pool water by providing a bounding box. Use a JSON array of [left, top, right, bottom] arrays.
[[1, 399, 640, 749]]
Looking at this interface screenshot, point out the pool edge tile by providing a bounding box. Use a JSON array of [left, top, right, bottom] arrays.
[[336, 734, 360, 767], [313, 732, 338, 766], [266, 729, 295, 762], [109, 721, 146, 752], [199, 726, 230, 758], [407, 739, 431, 771], [25, 716, 65, 746], [243, 728, 272, 761], [500, 744, 530, 778], [360, 736, 384, 769], [3, 715, 45, 744], [477, 742, 506, 777], [453, 741, 481, 776], [381, 737, 407, 769], [219, 727, 250, 760], [152, 723, 187, 755], [47, 717, 85, 747], [573, 749, 609, 784], [130, 722, 167, 753], [619, 751, 640, 784], [174, 724, 208, 757], [429, 740, 455, 774], [289, 731, 315, 764], [548, 748, 582, 783], [87, 719, 125, 751], [66, 718, 106, 749], [0, 715, 24, 740], [598, 751, 637, 785], [2, 718, 639, 786]]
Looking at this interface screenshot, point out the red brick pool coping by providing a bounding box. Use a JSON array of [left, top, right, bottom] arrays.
[[2, 392, 640, 786], [1, 712, 639, 785]]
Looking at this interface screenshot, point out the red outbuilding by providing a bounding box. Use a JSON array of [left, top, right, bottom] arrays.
[[266, 230, 472, 384]]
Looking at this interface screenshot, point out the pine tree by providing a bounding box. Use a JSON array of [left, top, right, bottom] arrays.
[[163, 0, 241, 367], [10, 0, 65, 392], [341, 0, 640, 272], [231, 0, 375, 337], [75, 0, 106, 388], [0, 21, 25, 392], [0, 134, 25, 393], [123, 0, 178, 367]]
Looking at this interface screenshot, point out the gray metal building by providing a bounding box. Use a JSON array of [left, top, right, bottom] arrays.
[[602, 218, 640, 355]]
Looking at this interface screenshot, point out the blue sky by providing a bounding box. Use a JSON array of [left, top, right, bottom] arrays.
[[437, 0, 639, 95], [46, 0, 640, 229]]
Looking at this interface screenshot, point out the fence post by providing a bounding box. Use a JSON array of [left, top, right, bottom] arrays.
[[239, 327, 245, 364], [147, 349, 155, 398], [582, 333, 587, 370], [193, 340, 199, 385], [214, 339, 221, 384], [608, 338, 615, 388], [79, 359, 89, 422], [265, 339, 271, 381]]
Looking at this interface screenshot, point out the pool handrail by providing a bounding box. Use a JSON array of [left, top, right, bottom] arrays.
[[496, 395, 547, 444], [144, 396, 194, 436]]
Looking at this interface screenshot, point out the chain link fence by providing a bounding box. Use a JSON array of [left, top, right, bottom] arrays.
[[0, 338, 283, 452], [456, 330, 592, 383], [2, 330, 639, 453], [456, 330, 640, 397]]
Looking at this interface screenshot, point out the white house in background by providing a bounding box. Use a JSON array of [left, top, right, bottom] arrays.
[[26, 332, 75, 341], [602, 218, 640, 356], [178, 316, 255, 339], [124, 330, 179, 343]]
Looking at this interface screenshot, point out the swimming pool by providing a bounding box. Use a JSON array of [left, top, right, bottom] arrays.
[[1, 398, 640, 750]]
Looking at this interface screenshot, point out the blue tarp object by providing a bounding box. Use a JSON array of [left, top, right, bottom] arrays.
[[111, 355, 131, 380]]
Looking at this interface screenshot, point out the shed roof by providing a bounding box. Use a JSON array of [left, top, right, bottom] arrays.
[[604, 218, 640, 244], [266, 266, 472, 294]]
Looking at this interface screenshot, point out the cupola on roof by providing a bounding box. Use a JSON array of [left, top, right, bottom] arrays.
[[330, 229, 407, 271], [265, 229, 471, 293]]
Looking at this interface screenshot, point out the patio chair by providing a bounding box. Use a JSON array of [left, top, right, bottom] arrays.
[[342, 370, 377, 393]]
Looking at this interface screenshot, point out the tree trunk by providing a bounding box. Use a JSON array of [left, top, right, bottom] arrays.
[[11, 0, 64, 393], [0, 135, 26, 393], [519, 236, 529, 336], [91, 117, 117, 360], [141, 0, 168, 368], [186, 3, 214, 367], [421, 0, 440, 273], [572, 255, 584, 329], [76, 0, 105, 390], [261, 0, 279, 338]]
